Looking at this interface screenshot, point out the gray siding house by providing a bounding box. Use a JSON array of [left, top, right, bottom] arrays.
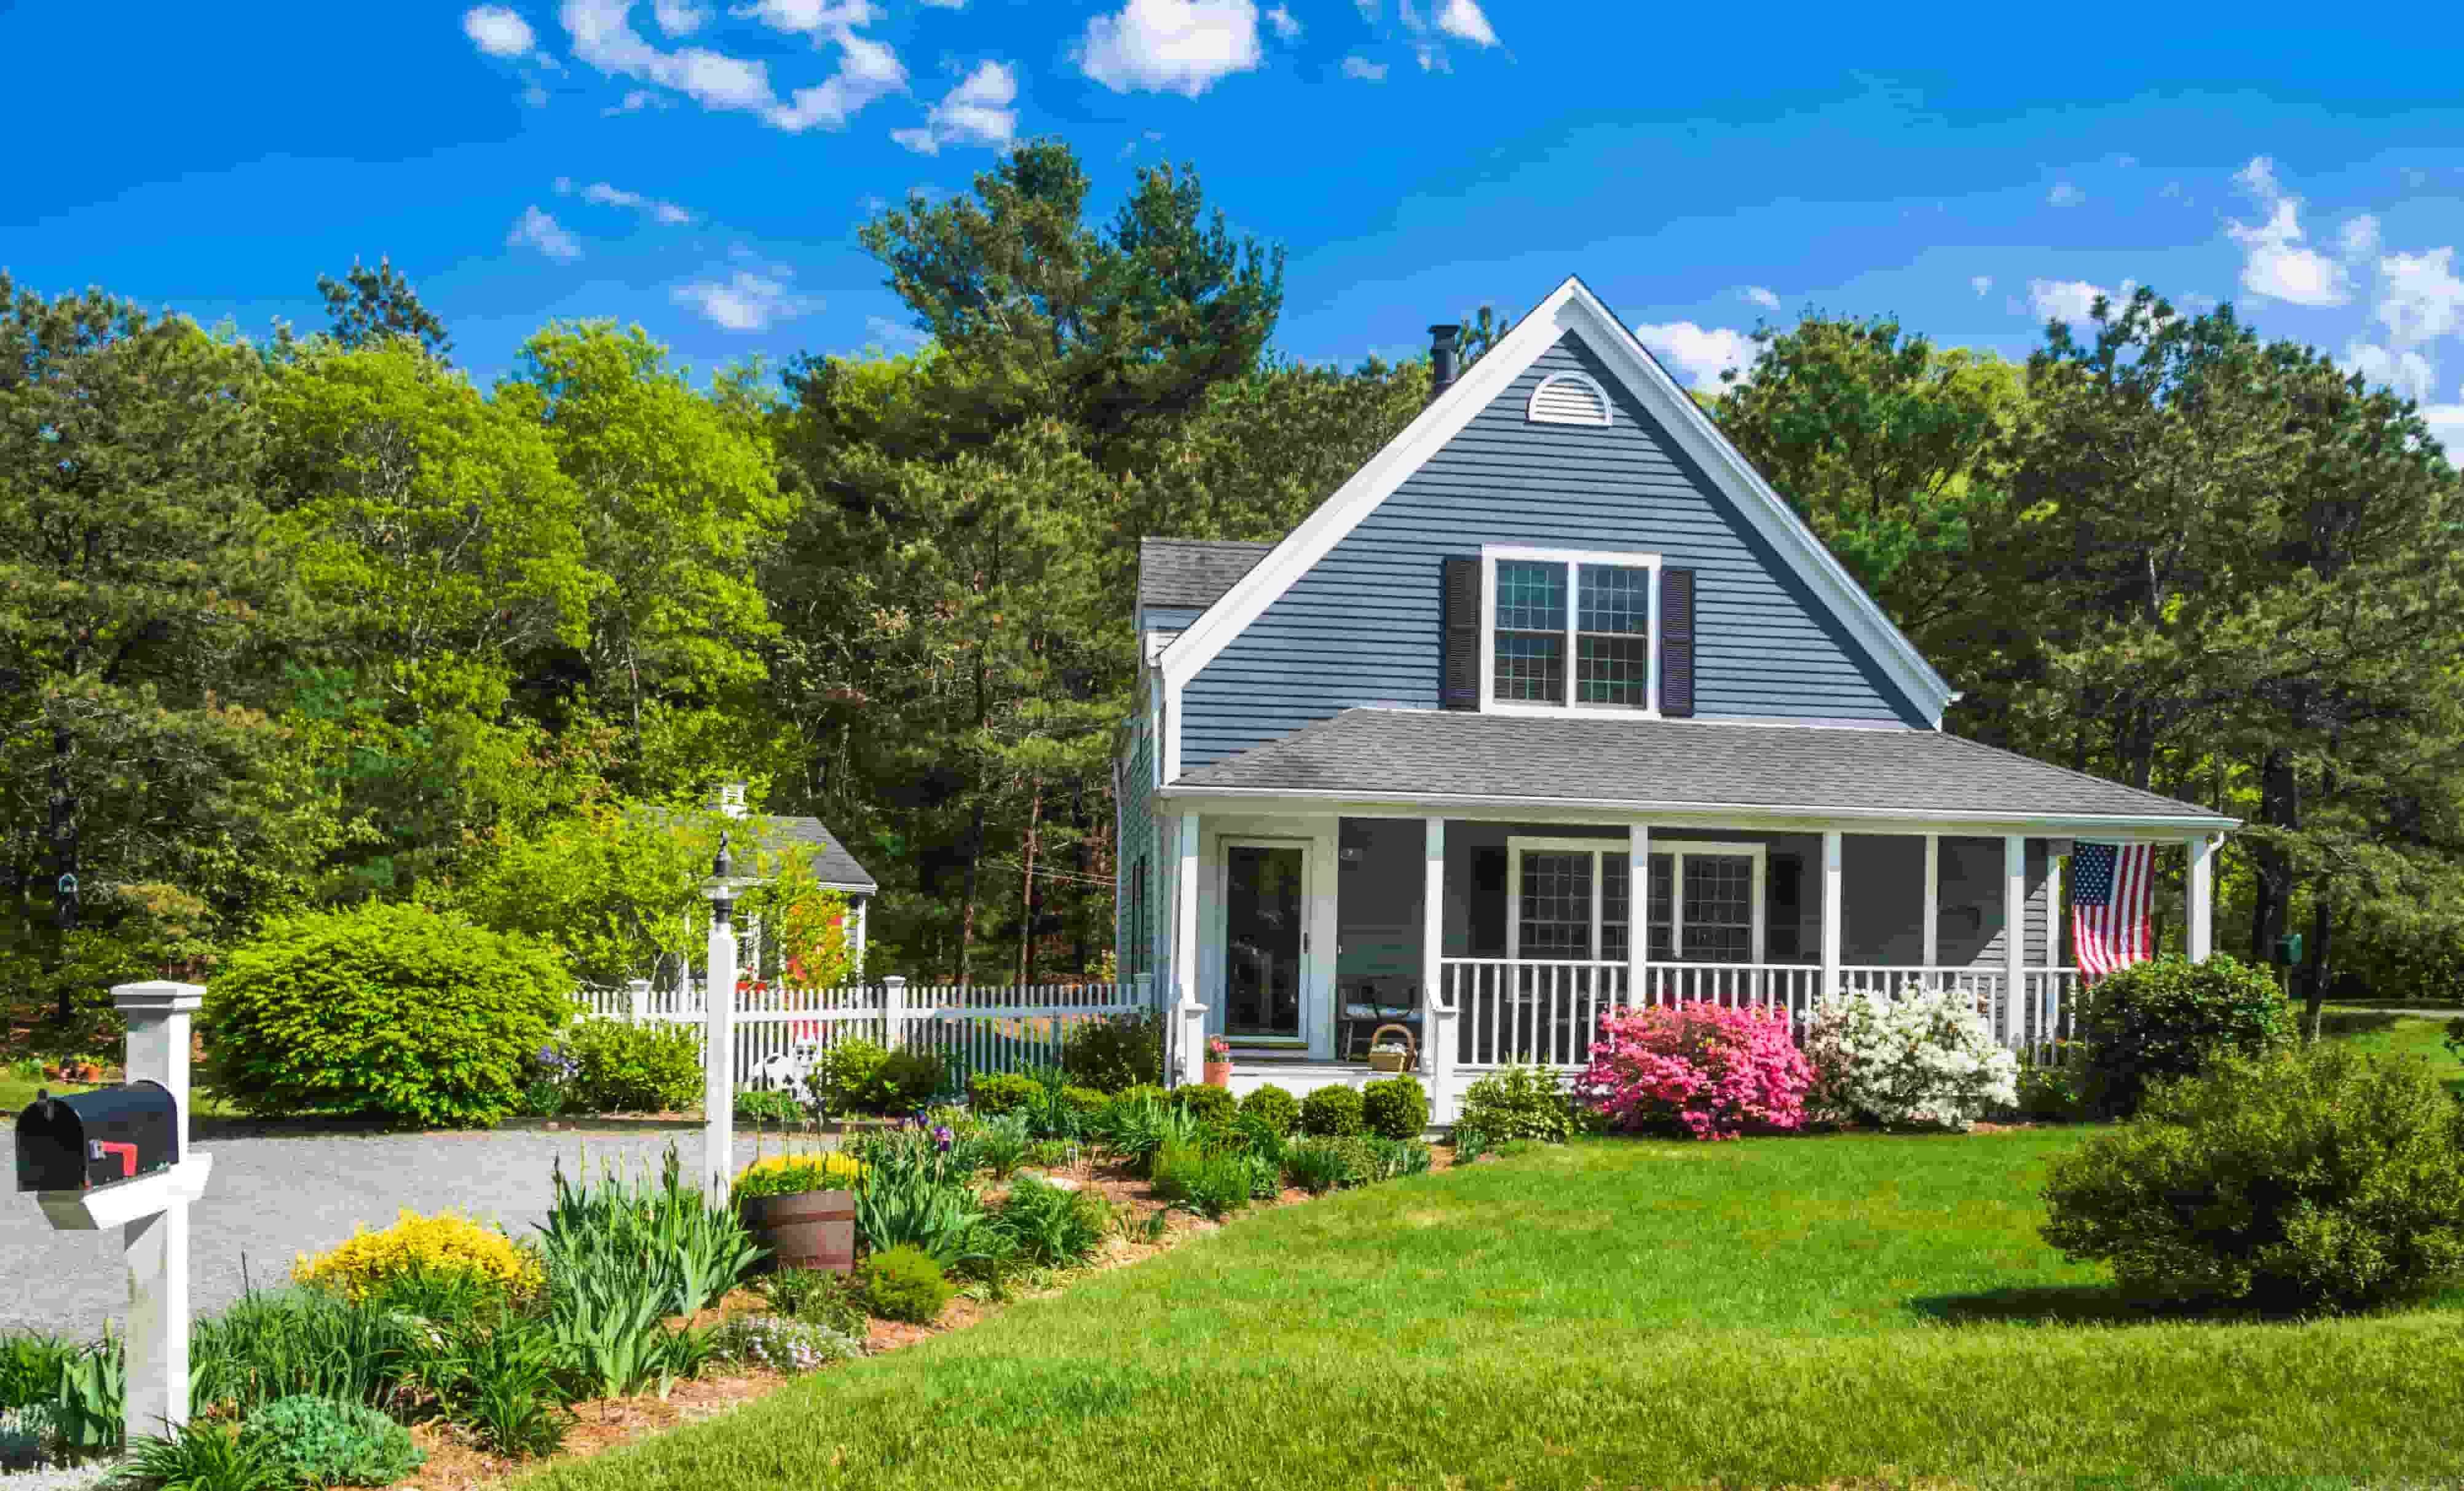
[[1114, 275, 2235, 1118]]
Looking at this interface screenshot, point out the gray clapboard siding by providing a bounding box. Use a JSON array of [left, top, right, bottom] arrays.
[[1181, 333, 1926, 771], [1116, 692, 1161, 983]]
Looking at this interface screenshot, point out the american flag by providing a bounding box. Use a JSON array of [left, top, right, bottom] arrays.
[[2071, 841, 2154, 979]]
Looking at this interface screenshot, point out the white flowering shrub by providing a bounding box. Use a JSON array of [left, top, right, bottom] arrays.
[[714, 1314, 866, 1374], [1803, 984, 2019, 1131]]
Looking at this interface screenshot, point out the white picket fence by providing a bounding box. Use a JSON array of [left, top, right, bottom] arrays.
[[570, 974, 1153, 1094]]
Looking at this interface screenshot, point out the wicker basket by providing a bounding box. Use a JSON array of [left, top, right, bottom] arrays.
[[1364, 1023, 1416, 1073]]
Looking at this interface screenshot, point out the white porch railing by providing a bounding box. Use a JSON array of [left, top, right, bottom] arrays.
[[571, 975, 1149, 1093], [1438, 960, 2080, 1071]]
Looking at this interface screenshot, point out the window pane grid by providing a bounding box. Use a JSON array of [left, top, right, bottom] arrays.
[[1681, 855, 1753, 964], [1578, 564, 1649, 634], [1646, 853, 1673, 961], [1518, 852, 1592, 959], [1496, 561, 1566, 633], [1494, 633, 1565, 702], [1601, 855, 1630, 962]]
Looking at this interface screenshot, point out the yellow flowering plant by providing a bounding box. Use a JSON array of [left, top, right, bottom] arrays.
[[733, 1150, 867, 1200], [291, 1208, 545, 1307]]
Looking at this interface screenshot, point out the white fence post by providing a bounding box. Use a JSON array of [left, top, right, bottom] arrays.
[[883, 975, 908, 1050], [627, 978, 649, 1024]]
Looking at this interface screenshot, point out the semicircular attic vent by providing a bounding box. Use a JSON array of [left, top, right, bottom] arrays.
[[1526, 371, 1613, 427]]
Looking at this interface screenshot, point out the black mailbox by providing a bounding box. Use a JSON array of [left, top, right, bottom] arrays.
[[14, 1082, 179, 1193]]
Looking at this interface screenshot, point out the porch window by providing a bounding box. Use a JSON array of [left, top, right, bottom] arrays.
[[1646, 844, 1767, 964], [1508, 837, 1766, 965], [1483, 547, 1661, 713]]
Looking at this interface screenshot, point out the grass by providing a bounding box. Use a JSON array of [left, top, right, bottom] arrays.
[[522, 1131, 2464, 1491], [2312, 1006, 2462, 1094]]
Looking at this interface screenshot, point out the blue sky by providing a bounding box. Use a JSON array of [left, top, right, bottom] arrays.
[[6, 2, 2463, 445]]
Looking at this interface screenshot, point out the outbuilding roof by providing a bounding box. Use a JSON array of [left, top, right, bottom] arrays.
[[1137, 537, 1276, 611], [1163, 708, 2229, 826]]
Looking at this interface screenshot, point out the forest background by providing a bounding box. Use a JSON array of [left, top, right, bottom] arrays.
[[7, 137, 2461, 1035]]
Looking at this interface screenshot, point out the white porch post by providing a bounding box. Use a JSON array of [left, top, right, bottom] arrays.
[[1628, 825, 1650, 1008], [2186, 834, 2214, 963], [1819, 830, 1843, 1002], [2002, 834, 2026, 1048], [1421, 817, 1450, 1115], [1921, 833, 1940, 968], [1174, 811, 1206, 1086]]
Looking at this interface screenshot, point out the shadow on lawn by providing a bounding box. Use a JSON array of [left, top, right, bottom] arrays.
[[1908, 1283, 2168, 1327]]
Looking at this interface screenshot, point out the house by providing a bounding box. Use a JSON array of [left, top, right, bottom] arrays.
[[1113, 275, 2237, 1121], [657, 783, 878, 986]]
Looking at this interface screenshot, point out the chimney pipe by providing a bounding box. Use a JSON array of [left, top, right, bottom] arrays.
[[1427, 323, 1460, 402]]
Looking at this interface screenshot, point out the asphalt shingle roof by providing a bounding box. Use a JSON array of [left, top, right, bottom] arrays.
[[1138, 538, 1276, 611], [638, 808, 879, 892], [1169, 708, 2227, 823]]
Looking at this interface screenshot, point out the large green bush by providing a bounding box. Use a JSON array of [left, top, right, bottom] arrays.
[[1455, 1064, 1577, 1142], [2041, 1043, 2464, 1311], [1060, 1010, 1164, 1093], [200, 903, 570, 1128], [561, 1018, 703, 1113], [2075, 953, 2293, 1118], [809, 1039, 943, 1116]]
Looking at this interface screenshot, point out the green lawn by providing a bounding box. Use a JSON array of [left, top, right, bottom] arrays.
[[2313, 1006, 2462, 1093], [527, 1131, 2464, 1491]]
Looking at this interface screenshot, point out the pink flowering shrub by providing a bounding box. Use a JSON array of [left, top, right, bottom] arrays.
[[1575, 1001, 1814, 1140]]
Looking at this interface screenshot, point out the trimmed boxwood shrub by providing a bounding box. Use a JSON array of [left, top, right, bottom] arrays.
[[1298, 1084, 1365, 1137], [1237, 1083, 1300, 1137], [2041, 1043, 2464, 1311], [562, 1018, 702, 1113], [2075, 953, 2293, 1118], [200, 903, 569, 1128], [1170, 1083, 1237, 1126], [1057, 1085, 1111, 1124], [1060, 1010, 1164, 1093], [859, 1244, 954, 1324], [1360, 1075, 1429, 1140], [970, 1072, 1041, 1117]]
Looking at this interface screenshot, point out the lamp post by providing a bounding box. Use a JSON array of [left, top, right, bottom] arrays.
[[703, 833, 740, 1196]]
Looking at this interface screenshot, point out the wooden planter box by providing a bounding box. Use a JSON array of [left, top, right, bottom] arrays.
[[739, 1188, 856, 1275]]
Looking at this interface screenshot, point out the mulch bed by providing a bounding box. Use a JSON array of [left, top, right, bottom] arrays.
[[387, 1147, 1459, 1490]]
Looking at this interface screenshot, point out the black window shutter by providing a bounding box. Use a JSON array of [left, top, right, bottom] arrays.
[[1659, 567, 1696, 717], [1441, 556, 1482, 710]]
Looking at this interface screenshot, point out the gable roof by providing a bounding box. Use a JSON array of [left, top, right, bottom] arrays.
[[1138, 538, 1276, 611], [1155, 274, 1959, 727], [637, 807, 879, 893], [1163, 709, 2232, 829]]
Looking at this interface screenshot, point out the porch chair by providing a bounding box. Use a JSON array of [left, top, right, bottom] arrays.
[[1340, 978, 1424, 1062]]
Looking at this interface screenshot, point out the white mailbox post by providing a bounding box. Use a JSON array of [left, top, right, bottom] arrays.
[[703, 834, 742, 1197], [25, 981, 215, 1443]]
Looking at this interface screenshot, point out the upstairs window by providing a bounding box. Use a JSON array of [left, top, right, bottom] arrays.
[[1482, 547, 1661, 714]]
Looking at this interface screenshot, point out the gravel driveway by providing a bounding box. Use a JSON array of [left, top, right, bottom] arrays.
[[0, 1124, 807, 1340]]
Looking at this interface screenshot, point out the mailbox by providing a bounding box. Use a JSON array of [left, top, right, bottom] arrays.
[[14, 1081, 180, 1193], [2273, 932, 2305, 967]]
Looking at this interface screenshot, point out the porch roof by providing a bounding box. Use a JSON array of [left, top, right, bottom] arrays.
[[1163, 708, 2233, 828]]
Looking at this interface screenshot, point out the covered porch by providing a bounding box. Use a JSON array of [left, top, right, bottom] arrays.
[[1158, 808, 2220, 1123]]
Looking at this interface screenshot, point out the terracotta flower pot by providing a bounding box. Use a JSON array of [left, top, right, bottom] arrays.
[[1203, 1059, 1233, 1088]]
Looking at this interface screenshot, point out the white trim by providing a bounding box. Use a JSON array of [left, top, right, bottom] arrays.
[[1154, 274, 1959, 729], [1526, 370, 1614, 427], [1155, 783, 2240, 835], [1480, 545, 1662, 718]]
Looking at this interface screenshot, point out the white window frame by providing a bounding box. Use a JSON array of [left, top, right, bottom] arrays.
[[1645, 839, 1767, 965], [1504, 836, 1632, 963], [1479, 544, 1663, 718]]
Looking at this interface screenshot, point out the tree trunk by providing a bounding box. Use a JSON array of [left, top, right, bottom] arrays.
[[2248, 749, 2292, 963], [954, 801, 986, 988], [46, 723, 76, 1027], [1016, 780, 1043, 987], [2303, 887, 2335, 1043], [1068, 777, 1091, 977]]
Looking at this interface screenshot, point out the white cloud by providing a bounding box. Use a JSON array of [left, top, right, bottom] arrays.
[[2420, 395, 2464, 453], [571, 180, 697, 224], [2047, 180, 2084, 207], [1266, 4, 1300, 38], [1633, 322, 1755, 388], [671, 268, 823, 331], [2224, 155, 2350, 307], [891, 60, 1017, 154], [2027, 277, 2111, 325], [653, 0, 707, 31], [1340, 54, 1386, 79], [1970, 275, 1992, 297], [1432, 0, 1496, 44], [603, 88, 662, 113], [732, 0, 877, 31], [2340, 341, 2438, 405], [2339, 215, 2380, 258], [2375, 247, 2464, 346], [1076, 0, 1262, 97], [507, 205, 583, 261], [768, 30, 908, 130], [1742, 286, 1780, 311], [465, 5, 537, 57]]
